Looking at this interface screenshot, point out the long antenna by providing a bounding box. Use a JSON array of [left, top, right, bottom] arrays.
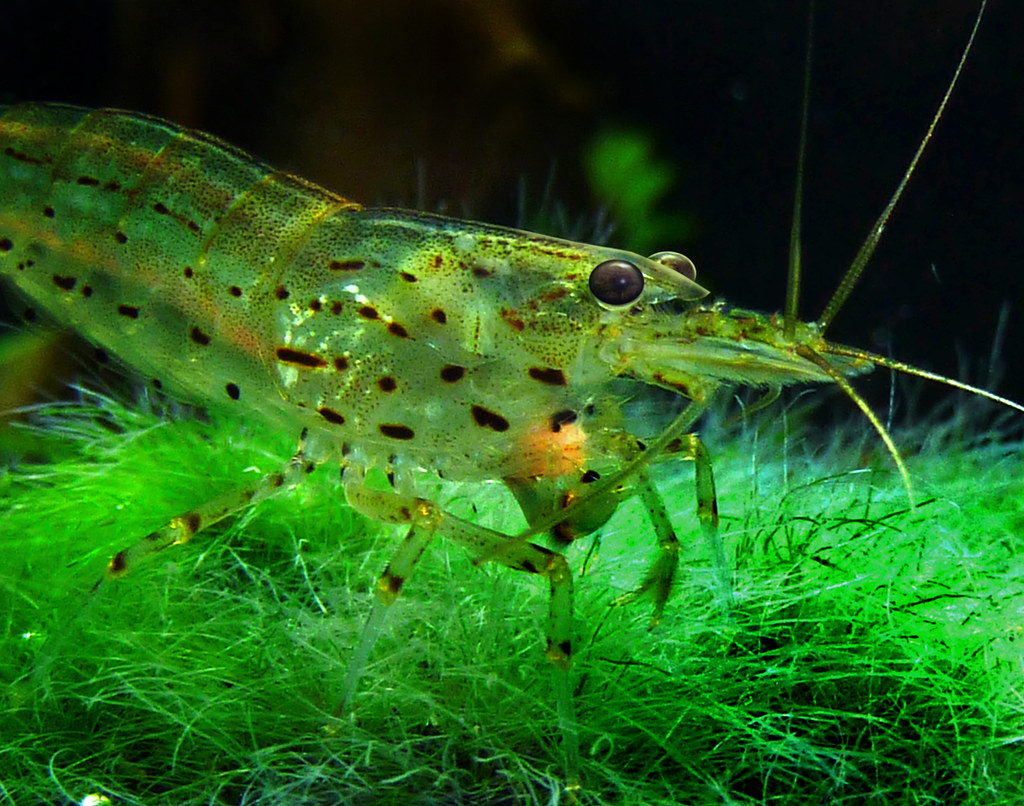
[[817, 0, 988, 332], [784, 0, 815, 341]]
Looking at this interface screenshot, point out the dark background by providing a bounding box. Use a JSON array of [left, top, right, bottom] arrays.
[[2, 0, 1021, 422]]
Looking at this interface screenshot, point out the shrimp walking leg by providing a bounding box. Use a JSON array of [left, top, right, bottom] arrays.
[[339, 481, 579, 783], [96, 430, 319, 588]]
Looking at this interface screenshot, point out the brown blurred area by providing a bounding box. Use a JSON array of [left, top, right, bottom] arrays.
[[108, 0, 597, 217]]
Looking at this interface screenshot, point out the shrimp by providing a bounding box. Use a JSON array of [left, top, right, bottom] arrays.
[[0, 0, 1014, 793]]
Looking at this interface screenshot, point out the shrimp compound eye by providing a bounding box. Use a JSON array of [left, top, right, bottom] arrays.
[[649, 251, 697, 281], [589, 259, 644, 307]]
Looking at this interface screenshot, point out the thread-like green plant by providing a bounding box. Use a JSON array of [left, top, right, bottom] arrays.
[[1, 387, 1022, 805]]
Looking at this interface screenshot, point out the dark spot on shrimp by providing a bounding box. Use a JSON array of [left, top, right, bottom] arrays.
[[430, 308, 447, 324], [117, 305, 140, 319], [183, 512, 202, 534], [152, 377, 163, 390], [385, 573, 405, 594], [275, 347, 328, 369], [334, 356, 349, 371], [309, 299, 322, 312], [377, 376, 397, 392], [550, 409, 577, 433], [76, 175, 100, 186], [581, 469, 600, 484], [274, 285, 289, 300], [379, 423, 415, 440], [471, 405, 510, 432], [328, 258, 365, 271], [108, 550, 127, 575], [183, 266, 194, 279], [552, 522, 576, 543], [528, 367, 567, 386], [42, 206, 55, 218], [358, 305, 379, 320], [113, 231, 127, 244], [190, 326, 211, 346], [387, 322, 410, 339], [228, 285, 243, 297], [81, 285, 93, 297], [331, 301, 343, 315], [225, 382, 241, 400], [3, 146, 47, 166], [318, 407, 346, 425], [0, 238, 12, 252], [52, 274, 76, 291], [440, 365, 466, 383], [153, 202, 170, 215], [500, 309, 525, 331], [399, 272, 418, 283]]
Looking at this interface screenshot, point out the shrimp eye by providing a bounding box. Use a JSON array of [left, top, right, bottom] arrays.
[[649, 251, 697, 281], [589, 259, 644, 306]]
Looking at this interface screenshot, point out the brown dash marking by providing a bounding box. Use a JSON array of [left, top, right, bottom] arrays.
[[3, 146, 49, 166], [76, 175, 100, 186], [471, 405, 510, 432], [108, 550, 128, 575], [379, 424, 415, 440], [399, 272, 418, 283], [358, 305, 379, 320], [500, 309, 525, 331], [387, 322, 410, 339], [274, 285, 289, 300], [190, 326, 211, 346], [331, 301, 343, 315], [550, 409, 577, 433], [117, 305, 140, 319], [113, 231, 127, 244], [328, 259, 365, 271], [334, 356, 349, 371], [377, 376, 398, 392], [430, 308, 447, 324], [228, 286, 243, 297], [275, 347, 328, 369], [52, 274, 77, 291], [440, 365, 466, 383], [528, 367, 567, 386], [318, 407, 346, 425]]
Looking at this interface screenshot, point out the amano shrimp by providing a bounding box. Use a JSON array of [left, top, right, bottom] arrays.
[[0, 0, 1017, 791]]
